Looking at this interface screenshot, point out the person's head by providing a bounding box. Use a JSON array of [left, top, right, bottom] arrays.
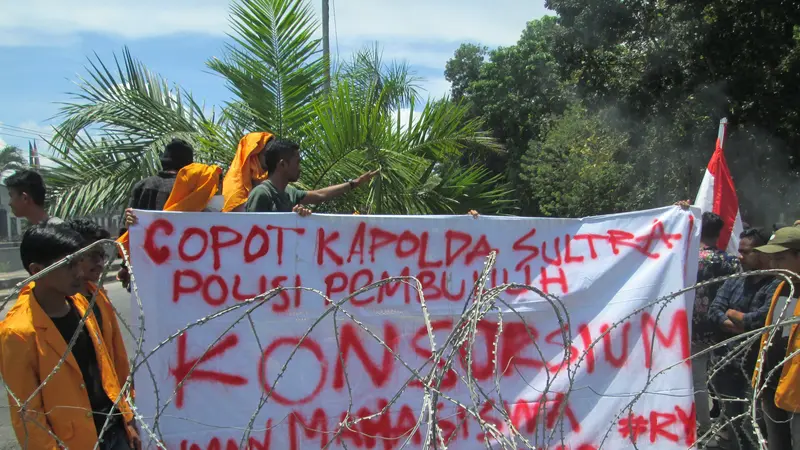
[[160, 138, 194, 171], [738, 227, 771, 271], [701, 212, 724, 246], [66, 218, 111, 283], [260, 139, 301, 182], [20, 224, 84, 296], [756, 227, 800, 275], [5, 169, 46, 218]]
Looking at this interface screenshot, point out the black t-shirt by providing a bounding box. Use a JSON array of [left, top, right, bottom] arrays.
[[50, 300, 116, 433], [128, 171, 178, 211]]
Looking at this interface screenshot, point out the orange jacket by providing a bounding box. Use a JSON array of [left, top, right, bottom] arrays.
[[0, 284, 134, 449], [222, 132, 273, 212], [117, 163, 222, 255], [753, 281, 800, 412], [77, 283, 132, 392]]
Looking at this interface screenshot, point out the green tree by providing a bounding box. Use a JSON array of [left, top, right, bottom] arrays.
[[444, 16, 572, 213], [520, 103, 639, 217], [46, 0, 511, 217], [444, 43, 486, 102], [0, 145, 26, 174], [545, 0, 800, 222]]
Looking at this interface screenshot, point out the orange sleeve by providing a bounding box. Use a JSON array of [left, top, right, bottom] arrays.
[[116, 232, 130, 258], [97, 291, 131, 390], [0, 330, 60, 449]]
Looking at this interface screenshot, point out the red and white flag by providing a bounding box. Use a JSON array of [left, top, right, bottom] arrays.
[[694, 118, 743, 254]]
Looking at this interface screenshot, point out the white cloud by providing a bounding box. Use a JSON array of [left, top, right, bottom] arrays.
[[318, 0, 547, 47], [0, 0, 229, 46], [0, 0, 548, 50], [2, 0, 547, 126], [421, 77, 453, 100]]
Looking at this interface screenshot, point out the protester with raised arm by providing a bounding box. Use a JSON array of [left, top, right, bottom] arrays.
[[244, 139, 378, 215]]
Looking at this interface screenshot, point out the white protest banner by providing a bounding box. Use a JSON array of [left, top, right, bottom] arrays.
[[128, 206, 700, 450]]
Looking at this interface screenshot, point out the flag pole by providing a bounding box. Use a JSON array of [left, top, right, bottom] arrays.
[[717, 117, 728, 152]]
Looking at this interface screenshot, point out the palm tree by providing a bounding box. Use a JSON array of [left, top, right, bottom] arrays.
[[45, 50, 239, 217], [45, 0, 513, 217], [0, 145, 26, 175]]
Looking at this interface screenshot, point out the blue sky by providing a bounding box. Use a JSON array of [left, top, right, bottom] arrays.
[[0, 0, 549, 165]]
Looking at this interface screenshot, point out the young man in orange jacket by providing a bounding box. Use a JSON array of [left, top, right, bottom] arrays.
[[67, 218, 140, 448], [0, 225, 138, 449], [753, 226, 800, 450]]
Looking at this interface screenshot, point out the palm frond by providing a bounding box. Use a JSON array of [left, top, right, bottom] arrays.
[[300, 79, 508, 215], [44, 132, 162, 217], [52, 47, 212, 152], [44, 0, 512, 218], [207, 0, 325, 138], [337, 43, 423, 111], [44, 47, 225, 216]]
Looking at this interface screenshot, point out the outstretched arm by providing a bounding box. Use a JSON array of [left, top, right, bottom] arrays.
[[300, 170, 379, 205]]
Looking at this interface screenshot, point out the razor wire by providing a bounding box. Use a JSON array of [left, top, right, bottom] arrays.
[[0, 238, 797, 449]]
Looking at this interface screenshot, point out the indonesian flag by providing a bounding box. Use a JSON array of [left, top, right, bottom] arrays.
[[694, 118, 743, 254]]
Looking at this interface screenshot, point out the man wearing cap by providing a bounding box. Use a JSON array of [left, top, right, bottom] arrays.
[[116, 138, 194, 289], [708, 227, 777, 450], [752, 226, 800, 450]]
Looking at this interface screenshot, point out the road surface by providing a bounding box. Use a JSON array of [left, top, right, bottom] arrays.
[[0, 282, 133, 449]]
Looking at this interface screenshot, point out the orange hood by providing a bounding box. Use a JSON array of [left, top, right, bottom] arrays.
[[222, 132, 273, 212]]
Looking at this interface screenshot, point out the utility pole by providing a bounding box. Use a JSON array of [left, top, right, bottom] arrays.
[[322, 0, 331, 92]]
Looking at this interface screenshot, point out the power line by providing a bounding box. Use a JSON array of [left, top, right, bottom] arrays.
[[0, 124, 55, 138], [0, 132, 44, 141], [0, 130, 53, 143], [0, 123, 55, 135], [0, 133, 54, 147]]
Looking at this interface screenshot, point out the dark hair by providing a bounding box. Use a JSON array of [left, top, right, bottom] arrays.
[[160, 138, 194, 171], [5, 169, 46, 207], [701, 212, 724, 241], [740, 227, 771, 247], [66, 218, 111, 245], [20, 224, 83, 274], [263, 139, 300, 173]]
